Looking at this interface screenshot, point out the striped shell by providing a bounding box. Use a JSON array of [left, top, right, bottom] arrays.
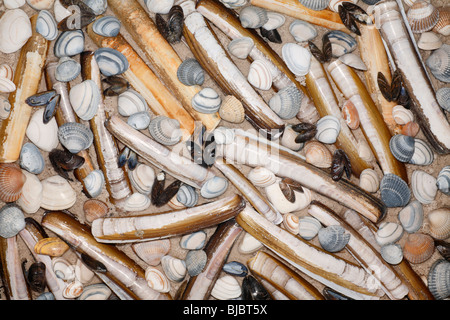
[[94, 47, 129, 77], [326, 30, 357, 57], [298, 216, 322, 240], [0, 63, 13, 81], [0, 204, 25, 238], [432, 7, 450, 36], [289, 20, 317, 43], [409, 138, 434, 166], [36, 9, 58, 41], [380, 243, 403, 265], [0, 163, 26, 203], [58, 122, 94, 154], [148, 115, 182, 146], [219, 95, 245, 124], [211, 275, 242, 300], [376, 221, 404, 246], [342, 99, 359, 130], [83, 169, 105, 199], [436, 166, 450, 195], [407, 0, 440, 33], [132, 239, 171, 266], [239, 6, 268, 29], [247, 167, 277, 187], [0, 8, 32, 54], [223, 261, 248, 277], [118, 89, 148, 116], [26, 108, 59, 152], [83, 199, 109, 223], [398, 200, 424, 234], [228, 37, 255, 60], [0, 96, 10, 120], [16, 170, 42, 214], [185, 249, 207, 277], [262, 11, 285, 30], [303, 141, 333, 168], [129, 163, 155, 195], [92, 16, 121, 37], [69, 80, 101, 121], [161, 255, 187, 282], [268, 85, 303, 120], [127, 111, 152, 130], [145, 267, 171, 293], [282, 43, 312, 76], [315, 115, 341, 144], [380, 173, 411, 208], [411, 170, 437, 205], [40, 175, 77, 211], [427, 208, 450, 240], [63, 280, 83, 299], [392, 105, 414, 125], [54, 30, 84, 58], [177, 58, 205, 86], [52, 257, 75, 281], [248, 59, 273, 91], [0, 77, 15, 93], [78, 284, 111, 300], [123, 193, 151, 212], [200, 176, 228, 199], [176, 184, 198, 207], [318, 225, 350, 253], [180, 230, 207, 250], [403, 233, 435, 264], [426, 44, 450, 83], [282, 213, 300, 234], [427, 259, 450, 300], [55, 57, 81, 83], [359, 168, 380, 193], [298, 0, 330, 11], [389, 134, 415, 163], [436, 87, 450, 112], [19, 142, 45, 175], [34, 237, 70, 257], [192, 87, 221, 114]]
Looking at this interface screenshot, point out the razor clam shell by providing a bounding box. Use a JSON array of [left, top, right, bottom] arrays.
[[0, 8, 32, 54], [161, 255, 187, 283], [427, 208, 450, 240], [40, 175, 77, 211], [94, 47, 129, 77], [211, 275, 242, 300], [398, 200, 424, 233], [128, 163, 155, 195], [26, 108, 59, 152], [436, 166, 450, 195], [16, 171, 42, 214], [376, 222, 404, 246], [0, 204, 26, 238], [409, 138, 434, 166], [281, 43, 312, 76], [118, 89, 148, 117], [54, 30, 84, 58], [227, 37, 255, 60], [132, 239, 171, 266], [69, 79, 101, 121], [180, 230, 207, 250], [239, 5, 269, 29], [92, 16, 121, 38], [55, 57, 81, 83], [78, 283, 112, 300], [247, 59, 273, 91], [318, 225, 350, 253], [58, 122, 94, 154], [380, 243, 403, 265], [289, 20, 317, 43], [177, 58, 205, 86], [427, 259, 450, 300], [19, 142, 45, 175], [411, 170, 438, 205], [315, 115, 341, 144], [36, 10, 58, 41]]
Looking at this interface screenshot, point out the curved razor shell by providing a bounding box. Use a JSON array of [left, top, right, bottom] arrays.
[[0, 236, 31, 300], [183, 11, 284, 136], [86, 22, 195, 140], [306, 56, 374, 177], [327, 60, 408, 182], [179, 219, 243, 300], [247, 251, 325, 300], [214, 157, 283, 225], [374, 1, 450, 154], [249, 0, 348, 32], [44, 62, 96, 195], [216, 132, 386, 223], [106, 0, 220, 132], [105, 115, 216, 190], [236, 206, 383, 300], [80, 52, 133, 207], [41, 210, 171, 300], [0, 14, 49, 163], [91, 194, 245, 243], [307, 202, 409, 300]]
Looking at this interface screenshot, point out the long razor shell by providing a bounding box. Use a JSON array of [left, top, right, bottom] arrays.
[[106, 0, 220, 131], [214, 157, 283, 225], [183, 11, 284, 136], [105, 115, 216, 189], [41, 210, 171, 300], [91, 194, 245, 243], [44, 62, 96, 196], [306, 56, 374, 177], [356, 22, 401, 135], [249, 0, 348, 32], [0, 14, 49, 163], [307, 202, 409, 300], [247, 251, 325, 300], [374, 0, 450, 154], [86, 21, 195, 140], [327, 60, 408, 183], [216, 133, 386, 223], [179, 219, 243, 300], [236, 206, 383, 300], [0, 236, 32, 300]]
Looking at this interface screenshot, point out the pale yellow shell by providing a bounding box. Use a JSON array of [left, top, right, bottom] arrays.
[[427, 208, 450, 240], [34, 237, 70, 257], [219, 95, 245, 124], [132, 239, 171, 266]]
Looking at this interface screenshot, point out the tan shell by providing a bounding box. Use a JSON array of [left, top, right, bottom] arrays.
[[359, 168, 380, 193], [34, 237, 70, 257], [132, 239, 171, 266], [219, 95, 245, 124], [83, 199, 109, 223], [63, 280, 84, 299], [403, 233, 435, 264], [145, 266, 171, 293], [40, 175, 77, 211], [16, 170, 42, 214], [303, 141, 332, 168], [407, 1, 440, 33], [0, 163, 26, 203], [427, 208, 450, 240], [392, 105, 414, 125], [432, 7, 450, 36]]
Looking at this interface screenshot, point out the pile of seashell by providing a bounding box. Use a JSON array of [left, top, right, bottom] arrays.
[[0, 0, 448, 302]]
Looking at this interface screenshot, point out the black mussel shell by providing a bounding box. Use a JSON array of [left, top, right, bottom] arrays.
[[154, 180, 182, 207], [279, 177, 305, 203], [43, 94, 60, 124], [331, 149, 351, 181], [118, 146, 131, 168], [156, 5, 184, 44], [80, 253, 107, 273], [342, 2, 372, 25], [26, 90, 57, 107], [127, 150, 138, 171], [292, 122, 317, 143], [260, 27, 282, 44], [151, 172, 166, 205], [23, 261, 47, 293], [323, 286, 353, 300], [49, 148, 85, 180], [58, 0, 96, 31], [338, 5, 360, 36], [188, 124, 216, 168], [103, 76, 130, 96], [241, 275, 272, 300], [378, 70, 402, 103]]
